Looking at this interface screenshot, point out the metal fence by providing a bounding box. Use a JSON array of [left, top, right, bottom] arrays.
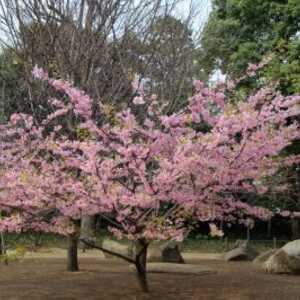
[[183, 237, 291, 253]]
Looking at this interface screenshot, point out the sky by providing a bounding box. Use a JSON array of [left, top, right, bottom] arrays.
[[174, 0, 212, 39], [0, 1, 212, 44]]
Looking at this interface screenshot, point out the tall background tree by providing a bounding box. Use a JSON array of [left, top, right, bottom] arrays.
[[144, 15, 195, 113], [0, 0, 209, 116], [195, 0, 300, 238], [195, 0, 300, 94]]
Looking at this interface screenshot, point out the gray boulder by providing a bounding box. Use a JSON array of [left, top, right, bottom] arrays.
[[147, 241, 185, 263], [263, 239, 300, 274], [129, 263, 216, 275], [161, 241, 185, 263], [282, 239, 300, 258], [102, 239, 185, 263], [223, 240, 258, 262], [263, 249, 300, 274], [253, 249, 277, 265]]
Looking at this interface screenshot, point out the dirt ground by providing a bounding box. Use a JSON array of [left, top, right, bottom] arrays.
[[0, 251, 300, 300]]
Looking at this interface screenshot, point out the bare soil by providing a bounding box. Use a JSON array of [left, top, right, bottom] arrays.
[[0, 250, 299, 300]]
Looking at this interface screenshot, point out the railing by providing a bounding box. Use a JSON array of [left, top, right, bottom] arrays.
[[183, 237, 291, 253]]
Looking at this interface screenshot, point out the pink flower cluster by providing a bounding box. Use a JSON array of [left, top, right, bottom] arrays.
[[0, 65, 300, 243]]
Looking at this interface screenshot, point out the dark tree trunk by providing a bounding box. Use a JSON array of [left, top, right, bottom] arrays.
[[291, 218, 300, 240], [135, 239, 149, 293], [79, 236, 150, 292], [0, 232, 5, 256], [67, 235, 79, 272]]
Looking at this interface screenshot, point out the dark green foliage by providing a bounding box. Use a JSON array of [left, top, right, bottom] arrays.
[[0, 49, 26, 122], [196, 0, 300, 94], [0, 48, 58, 123]]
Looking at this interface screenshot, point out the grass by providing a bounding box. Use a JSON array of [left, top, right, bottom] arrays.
[[3, 232, 64, 249], [1, 232, 291, 254]]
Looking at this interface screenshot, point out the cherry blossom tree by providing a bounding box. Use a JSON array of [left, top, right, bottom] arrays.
[[1, 65, 300, 292]]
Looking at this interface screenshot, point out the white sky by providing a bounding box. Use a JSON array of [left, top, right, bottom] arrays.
[[174, 0, 212, 40]]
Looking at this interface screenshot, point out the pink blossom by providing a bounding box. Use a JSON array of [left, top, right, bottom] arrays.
[[280, 210, 291, 218], [133, 96, 145, 105], [10, 113, 22, 125], [193, 80, 204, 92], [32, 65, 49, 80], [1, 65, 300, 247], [209, 223, 224, 237], [150, 94, 158, 101]]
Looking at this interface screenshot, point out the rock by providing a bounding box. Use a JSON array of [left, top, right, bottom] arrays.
[[147, 241, 184, 263], [161, 241, 185, 263], [129, 263, 216, 275], [102, 239, 133, 259], [102, 240, 184, 263], [223, 240, 258, 262], [253, 249, 277, 265], [263, 249, 300, 274], [263, 240, 300, 274], [224, 247, 249, 261], [282, 239, 300, 258], [233, 240, 249, 249], [147, 246, 163, 262]]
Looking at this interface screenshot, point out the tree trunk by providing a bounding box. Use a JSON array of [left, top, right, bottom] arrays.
[[291, 218, 300, 240], [135, 239, 149, 293], [80, 216, 96, 252], [67, 235, 79, 272], [0, 232, 5, 256]]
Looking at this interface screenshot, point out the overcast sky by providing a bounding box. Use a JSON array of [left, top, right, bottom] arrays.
[[0, 0, 212, 48], [174, 0, 212, 41]]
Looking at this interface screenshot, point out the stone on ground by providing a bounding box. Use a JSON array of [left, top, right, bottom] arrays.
[[160, 241, 185, 263], [263, 239, 300, 274], [223, 240, 258, 262], [129, 263, 216, 275], [147, 241, 185, 263], [282, 239, 300, 258], [253, 249, 277, 265]]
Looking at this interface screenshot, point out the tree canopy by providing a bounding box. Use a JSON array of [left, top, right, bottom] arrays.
[[1, 65, 300, 290], [196, 0, 300, 94]]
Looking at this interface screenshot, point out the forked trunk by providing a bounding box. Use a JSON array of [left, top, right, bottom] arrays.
[[135, 239, 149, 293], [67, 235, 79, 272]]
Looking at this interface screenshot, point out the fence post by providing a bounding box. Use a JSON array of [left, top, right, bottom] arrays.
[[273, 237, 277, 249]]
